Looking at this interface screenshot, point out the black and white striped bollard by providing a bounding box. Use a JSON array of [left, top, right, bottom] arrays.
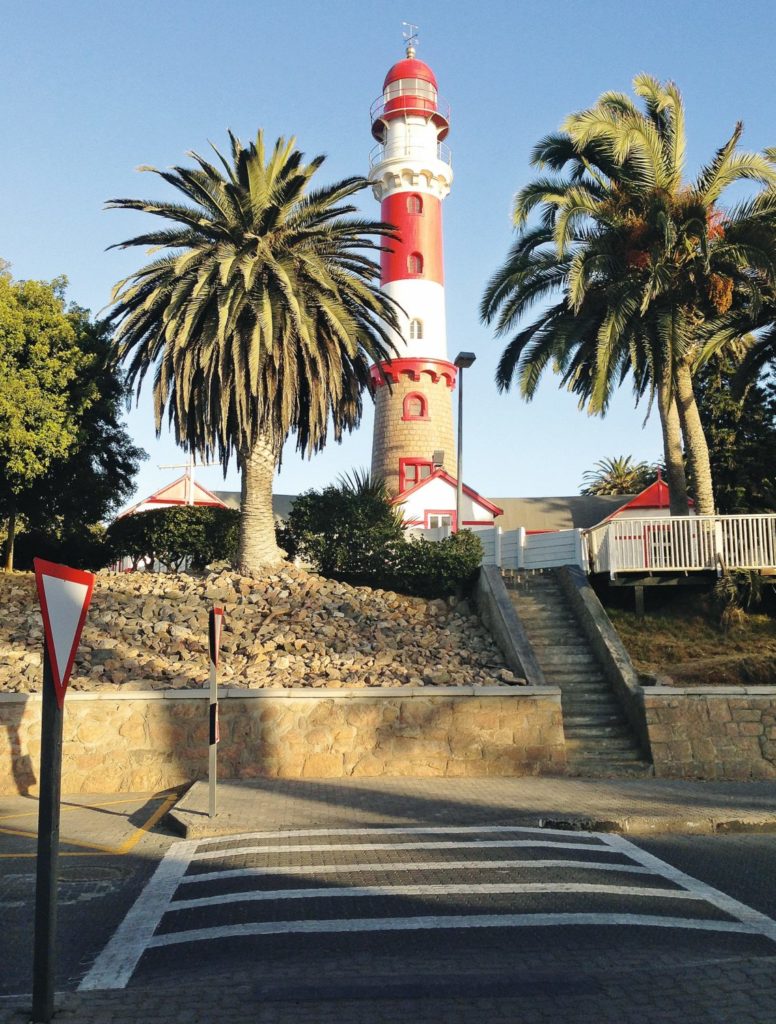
[[208, 606, 224, 818]]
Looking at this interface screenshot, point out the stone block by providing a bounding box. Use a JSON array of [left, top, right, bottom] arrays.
[[739, 721, 764, 736], [731, 708, 763, 722], [302, 751, 344, 777], [706, 701, 733, 724]]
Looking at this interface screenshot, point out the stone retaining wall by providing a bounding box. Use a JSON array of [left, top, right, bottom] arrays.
[[644, 687, 776, 779], [0, 686, 566, 795]]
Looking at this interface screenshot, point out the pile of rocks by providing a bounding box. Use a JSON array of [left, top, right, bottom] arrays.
[[0, 566, 519, 693]]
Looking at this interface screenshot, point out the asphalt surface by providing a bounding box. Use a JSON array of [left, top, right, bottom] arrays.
[[0, 791, 178, 1008], [1, 783, 776, 1022]]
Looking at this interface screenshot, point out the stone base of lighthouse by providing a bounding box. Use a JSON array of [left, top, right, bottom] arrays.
[[370, 358, 457, 496]]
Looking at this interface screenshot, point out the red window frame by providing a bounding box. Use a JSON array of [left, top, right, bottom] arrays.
[[402, 392, 428, 421], [425, 510, 456, 531], [407, 194, 423, 215], [399, 458, 433, 492]]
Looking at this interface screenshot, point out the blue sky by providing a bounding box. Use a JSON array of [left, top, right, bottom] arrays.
[[3, 0, 775, 506]]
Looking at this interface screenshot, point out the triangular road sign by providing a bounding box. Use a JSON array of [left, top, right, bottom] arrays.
[[209, 606, 225, 668], [33, 559, 96, 708]]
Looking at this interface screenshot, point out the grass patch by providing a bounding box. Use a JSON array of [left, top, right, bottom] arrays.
[[605, 587, 776, 686]]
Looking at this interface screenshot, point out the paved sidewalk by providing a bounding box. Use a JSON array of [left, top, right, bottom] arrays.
[[169, 775, 776, 838]]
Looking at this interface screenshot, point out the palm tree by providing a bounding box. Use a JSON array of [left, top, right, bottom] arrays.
[[481, 75, 776, 514], [108, 131, 400, 574], [580, 455, 655, 496], [693, 146, 776, 381]]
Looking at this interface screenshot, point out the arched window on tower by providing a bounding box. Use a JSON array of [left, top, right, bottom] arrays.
[[402, 392, 428, 421], [409, 318, 423, 340], [407, 194, 423, 215], [408, 252, 424, 275]]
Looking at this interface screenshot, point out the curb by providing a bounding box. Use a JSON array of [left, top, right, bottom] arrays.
[[166, 805, 776, 840]]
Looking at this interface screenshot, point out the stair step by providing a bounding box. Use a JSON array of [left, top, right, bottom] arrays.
[[544, 673, 609, 685], [563, 713, 626, 727], [543, 664, 607, 675], [567, 762, 654, 778], [564, 723, 631, 740], [562, 698, 622, 712], [567, 746, 645, 761], [514, 613, 576, 624], [520, 623, 579, 633], [536, 659, 599, 669], [532, 638, 593, 647]]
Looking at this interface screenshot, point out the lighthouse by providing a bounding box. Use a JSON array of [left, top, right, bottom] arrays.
[[368, 35, 457, 497], [368, 34, 502, 532]]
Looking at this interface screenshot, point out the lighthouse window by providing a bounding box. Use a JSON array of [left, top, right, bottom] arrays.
[[407, 194, 423, 215], [408, 252, 424, 275], [402, 393, 428, 421], [409, 318, 423, 340]]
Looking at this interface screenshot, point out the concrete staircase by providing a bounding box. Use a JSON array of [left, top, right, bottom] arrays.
[[504, 571, 651, 777]]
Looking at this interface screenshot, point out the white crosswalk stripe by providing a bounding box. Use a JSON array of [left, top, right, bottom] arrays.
[[80, 824, 776, 991]]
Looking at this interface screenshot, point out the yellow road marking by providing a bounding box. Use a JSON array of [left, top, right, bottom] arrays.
[[0, 790, 178, 858], [115, 791, 178, 855], [0, 794, 160, 822]]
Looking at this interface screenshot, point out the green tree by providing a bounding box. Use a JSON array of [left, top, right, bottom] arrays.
[[693, 354, 776, 512], [0, 271, 86, 569], [481, 75, 776, 515], [580, 455, 655, 496], [108, 131, 400, 576], [15, 312, 146, 550]]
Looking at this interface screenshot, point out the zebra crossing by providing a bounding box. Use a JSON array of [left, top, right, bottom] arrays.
[[80, 824, 776, 991]]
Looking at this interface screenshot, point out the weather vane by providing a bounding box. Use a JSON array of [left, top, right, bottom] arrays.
[[402, 22, 418, 58]]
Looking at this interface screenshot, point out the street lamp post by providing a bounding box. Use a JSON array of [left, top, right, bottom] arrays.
[[454, 351, 476, 533]]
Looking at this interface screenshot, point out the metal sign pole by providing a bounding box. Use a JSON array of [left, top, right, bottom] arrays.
[[30, 558, 95, 1024], [32, 647, 63, 1024]]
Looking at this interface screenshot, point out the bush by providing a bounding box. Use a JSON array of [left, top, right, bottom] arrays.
[[712, 569, 775, 628], [285, 472, 482, 598], [287, 473, 405, 581], [375, 530, 483, 598], [13, 524, 110, 572], [105, 506, 239, 571]]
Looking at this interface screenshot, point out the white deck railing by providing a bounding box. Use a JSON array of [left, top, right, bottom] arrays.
[[585, 514, 776, 577]]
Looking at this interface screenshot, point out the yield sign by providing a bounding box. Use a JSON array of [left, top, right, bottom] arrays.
[[33, 559, 95, 708]]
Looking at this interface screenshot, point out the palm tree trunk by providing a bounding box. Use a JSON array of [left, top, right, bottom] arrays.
[[657, 373, 690, 515], [3, 505, 17, 572], [238, 430, 285, 574], [675, 361, 716, 516]]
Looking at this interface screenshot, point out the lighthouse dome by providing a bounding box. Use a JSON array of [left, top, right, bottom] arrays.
[[371, 55, 449, 142], [383, 58, 438, 91]]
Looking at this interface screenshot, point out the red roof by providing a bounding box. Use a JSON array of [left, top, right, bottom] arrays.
[[391, 469, 504, 517], [119, 473, 227, 518], [606, 477, 694, 520]]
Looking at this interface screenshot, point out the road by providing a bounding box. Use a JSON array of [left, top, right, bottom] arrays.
[[2, 809, 776, 1022]]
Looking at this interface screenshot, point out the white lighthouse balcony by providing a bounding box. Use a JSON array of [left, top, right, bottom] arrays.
[[368, 141, 452, 170]]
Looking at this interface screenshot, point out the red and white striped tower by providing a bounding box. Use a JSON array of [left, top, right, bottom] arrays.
[[368, 35, 458, 497]]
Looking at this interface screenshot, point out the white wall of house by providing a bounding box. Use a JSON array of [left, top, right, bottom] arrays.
[[398, 475, 499, 531]]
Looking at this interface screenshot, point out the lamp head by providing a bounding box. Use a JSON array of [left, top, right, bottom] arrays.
[[454, 351, 476, 369]]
